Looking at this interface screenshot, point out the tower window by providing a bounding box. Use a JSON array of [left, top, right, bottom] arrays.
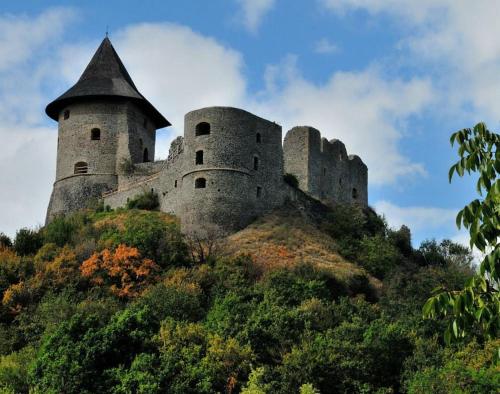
[[195, 122, 210, 136], [195, 150, 204, 165], [139, 138, 143, 148], [195, 178, 206, 188], [63, 110, 70, 120], [323, 168, 326, 176], [339, 178, 342, 185], [143, 118, 148, 128], [256, 186, 262, 198], [143, 148, 150, 163], [256, 133, 261, 143], [352, 188, 358, 199], [174, 180, 178, 188], [74, 162, 88, 174], [253, 157, 259, 171], [91, 128, 101, 140]]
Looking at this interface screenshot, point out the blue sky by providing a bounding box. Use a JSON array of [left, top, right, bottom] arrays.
[[1, 0, 497, 249]]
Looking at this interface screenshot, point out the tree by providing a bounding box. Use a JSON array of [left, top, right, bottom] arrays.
[[80, 245, 160, 298], [424, 123, 499, 346]]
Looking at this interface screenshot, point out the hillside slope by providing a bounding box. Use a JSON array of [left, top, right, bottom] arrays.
[[224, 205, 382, 293]]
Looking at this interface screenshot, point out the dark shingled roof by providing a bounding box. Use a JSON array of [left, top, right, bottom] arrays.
[[46, 37, 170, 128]]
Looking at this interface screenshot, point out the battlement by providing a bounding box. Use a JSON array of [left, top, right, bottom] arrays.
[[283, 126, 367, 206]]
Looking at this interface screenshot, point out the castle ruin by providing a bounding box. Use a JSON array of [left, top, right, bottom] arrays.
[[46, 37, 368, 236]]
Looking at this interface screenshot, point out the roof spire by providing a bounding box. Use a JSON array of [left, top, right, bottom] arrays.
[[105, 25, 109, 38], [45, 36, 170, 128]]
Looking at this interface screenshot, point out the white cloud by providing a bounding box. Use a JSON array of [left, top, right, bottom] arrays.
[[0, 10, 435, 237], [314, 38, 339, 54], [374, 200, 457, 232], [0, 8, 76, 237], [252, 56, 432, 184], [321, 1, 500, 123], [236, 0, 276, 33]]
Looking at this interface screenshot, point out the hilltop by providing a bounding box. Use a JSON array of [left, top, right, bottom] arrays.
[[0, 200, 497, 393]]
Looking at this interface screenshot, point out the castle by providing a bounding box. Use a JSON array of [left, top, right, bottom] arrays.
[[45, 37, 368, 236]]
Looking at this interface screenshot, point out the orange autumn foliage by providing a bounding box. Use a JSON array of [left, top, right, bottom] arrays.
[[80, 244, 159, 298]]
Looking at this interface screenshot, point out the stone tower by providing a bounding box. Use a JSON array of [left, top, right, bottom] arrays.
[[180, 107, 284, 236], [45, 37, 170, 222]]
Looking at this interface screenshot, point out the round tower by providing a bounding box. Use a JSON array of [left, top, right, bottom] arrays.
[[180, 107, 284, 236], [45, 37, 170, 222]]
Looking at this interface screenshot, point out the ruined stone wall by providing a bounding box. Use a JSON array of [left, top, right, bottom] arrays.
[[283, 126, 368, 207], [99, 107, 368, 236]]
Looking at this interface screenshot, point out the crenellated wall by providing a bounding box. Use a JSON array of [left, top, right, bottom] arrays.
[[283, 126, 367, 207], [101, 107, 368, 236]]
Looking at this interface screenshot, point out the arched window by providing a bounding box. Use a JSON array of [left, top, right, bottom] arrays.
[[253, 157, 259, 171], [74, 162, 88, 174], [196, 150, 204, 165], [91, 128, 100, 140], [352, 188, 358, 199], [63, 110, 70, 120], [256, 133, 261, 143], [195, 178, 206, 188], [143, 148, 150, 162], [195, 122, 210, 136]]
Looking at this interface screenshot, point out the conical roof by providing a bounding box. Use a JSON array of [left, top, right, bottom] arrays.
[[46, 37, 170, 128]]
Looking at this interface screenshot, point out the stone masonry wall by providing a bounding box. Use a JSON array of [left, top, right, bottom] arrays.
[[77, 106, 367, 236], [283, 126, 368, 207]]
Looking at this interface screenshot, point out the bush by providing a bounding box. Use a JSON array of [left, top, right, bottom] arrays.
[[126, 190, 159, 210], [13, 229, 43, 256], [42, 216, 77, 247], [357, 235, 401, 279], [119, 158, 136, 175], [0, 346, 36, 393], [283, 173, 299, 188], [99, 211, 188, 267], [0, 234, 12, 249], [405, 339, 500, 394]]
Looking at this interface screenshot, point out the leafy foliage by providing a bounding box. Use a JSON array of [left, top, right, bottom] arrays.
[[81, 245, 159, 298], [0, 204, 491, 392], [126, 190, 159, 210], [13, 228, 43, 256], [0, 234, 12, 250], [424, 123, 499, 344]]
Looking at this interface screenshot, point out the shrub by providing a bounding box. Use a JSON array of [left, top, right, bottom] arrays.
[[0, 346, 36, 393], [99, 211, 188, 267], [13, 229, 43, 256], [43, 216, 77, 247], [34, 243, 61, 264], [126, 190, 159, 210], [119, 158, 136, 175], [0, 234, 12, 249], [283, 173, 299, 188], [80, 245, 160, 298], [357, 235, 401, 279]]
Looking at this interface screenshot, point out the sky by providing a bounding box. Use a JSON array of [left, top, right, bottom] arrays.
[[0, 0, 498, 249]]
